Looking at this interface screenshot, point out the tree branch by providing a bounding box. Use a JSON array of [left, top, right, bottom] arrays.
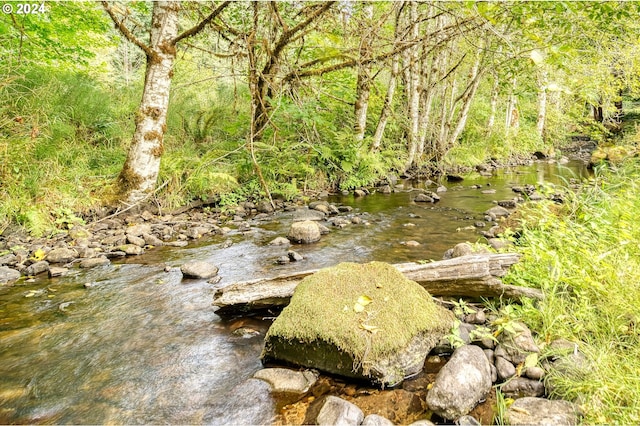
[[101, 1, 154, 58], [172, 1, 231, 45]]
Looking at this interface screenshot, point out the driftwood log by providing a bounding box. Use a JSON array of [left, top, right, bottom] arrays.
[[212, 253, 542, 316]]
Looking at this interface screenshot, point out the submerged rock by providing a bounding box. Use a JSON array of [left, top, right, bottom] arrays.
[[253, 368, 318, 394], [262, 262, 453, 386]]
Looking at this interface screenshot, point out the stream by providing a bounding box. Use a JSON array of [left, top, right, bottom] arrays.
[[0, 160, 590, 424]]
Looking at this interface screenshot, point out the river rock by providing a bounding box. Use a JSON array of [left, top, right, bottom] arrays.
[[48, 267, 68, 277], [451, 243, 474, 258], [68, 227, 92, 240], [127, 234, 146, 247], [504, 397, 581, 426], [362, 414, 395, 426], [256, 201, 274, 214], [316, 396, 364, 426], [101, 235, 127, 246], [0, 266, 21, 284], [118, 244, 144, 255], [497, 322, 540, 365], [142, 233, 164, 246], [269, 237, 291, 246], [457, 415, 481, 425], [501, 377, 545, 398], [425, 344, 492, 420], [253, 368, 318, 394], [287, 220, 321, 244], [293, 208, 325, 222], [0, 253, 17, 266], [45, 247, 77, 264], [495, 356, 516, 381], [125, 224, 151, 237], [414, 193, 434, 203], [287, 250, 303, 262], [25, 261, 49, 276], [262, 262, 453, 386], [79, 257, 110, 269], [180, 261, 219, 279], [485, 206, 511, 219]]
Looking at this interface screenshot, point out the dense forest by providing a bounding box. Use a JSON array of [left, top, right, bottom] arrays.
[[1, 1, 639, 233]]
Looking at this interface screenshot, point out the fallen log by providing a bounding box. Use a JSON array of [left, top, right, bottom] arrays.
[[213, 253, 542, 316]]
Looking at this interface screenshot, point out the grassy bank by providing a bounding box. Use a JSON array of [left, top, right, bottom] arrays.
[[503, 161, 640, 424]]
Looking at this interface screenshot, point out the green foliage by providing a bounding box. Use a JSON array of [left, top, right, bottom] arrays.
[[505, 161, 640, 424]]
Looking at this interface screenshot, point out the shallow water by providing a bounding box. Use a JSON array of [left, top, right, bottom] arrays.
[[0, 161, 589, 424]]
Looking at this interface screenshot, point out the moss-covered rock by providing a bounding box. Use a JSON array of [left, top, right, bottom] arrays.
[[262, 262, 454, 386]]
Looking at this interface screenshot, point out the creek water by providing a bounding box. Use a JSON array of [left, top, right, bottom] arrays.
[[0, 161, 589, 424]]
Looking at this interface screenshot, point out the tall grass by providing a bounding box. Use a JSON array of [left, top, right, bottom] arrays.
[[504, 161, 640, 424]]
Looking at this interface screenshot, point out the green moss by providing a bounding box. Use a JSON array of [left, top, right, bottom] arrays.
[[264, 261, 453, 367]]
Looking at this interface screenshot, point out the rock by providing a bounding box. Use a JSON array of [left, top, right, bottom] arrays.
[[253, 368, 318, 394], [202, 378, 275, 426], [185, 226, 211, 239], [180, 261, 219, 279], [405, 240, 421, 247], [257, 201, 275, 213], [79, 257, 110, 269], [354, 189, 366, 197], [495, 356, 516, 381], [262, 262, 453, 387], [505, 397, 581, 426], [269, 237, 291, 246], [142, 233, 164, 246], [451, 243, 474, 258], [525, 366, 545, 380], [446, 174, 464, 183], [118, 244, 145, 255], [436, 185, 447, 193], [456, 415, 481, 425], [287, 220, 321, 244], [379, 185, 392, 194], [45, 248, 78, 264], [466, 310, 486, 325], [362, 414, 395, 426], [25, 261, 49, 276], [414, 193, 434, 203], [276, 256, 290, 265], [165, 241, 189, 247], [501, 377, 545, 398], [481, 189, 496, 194], [125, 224, 152, 237], [126, 234, 146, 247], [287, 251, 304, 262], [338, 206, 353, 212], [425, 345, 492, 420], [0, 253, 18, 266], [48, 267, 68, 277], [0, 266, 21, 284], [498, 199, 518, 208], [497, 322, 540, 365], [69, 228, 92, 240], [101, 235, 127, 246], [408, 421, 436, 426], [487, 238, 511, 251], [485, 206, 511, 218], [316, 396, 364, 426]]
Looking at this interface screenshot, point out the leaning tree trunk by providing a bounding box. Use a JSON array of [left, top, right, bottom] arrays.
[[353, 3, 374, 142], [117, 2, 180, 204], [405, 1, 421, 170]]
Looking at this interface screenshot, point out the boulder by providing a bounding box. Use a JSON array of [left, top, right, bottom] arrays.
[[425, 344, 492, 420], [45, 248, 78, 264], [287, 220, 321, 244], [181, 261, 219, 279], [362, 414, 394, 426], [25, 261, 49, 276], [0, 266, 21, 284], [485, 206, 511, 219], [316, 396, 364, 426], [48, 267, 68, 277], [253, 368, 318, 394], [262, 262, 453, 386], [269, 237, 291, 246], [505, 397, 581, 426], [142, 233, 164, 247]]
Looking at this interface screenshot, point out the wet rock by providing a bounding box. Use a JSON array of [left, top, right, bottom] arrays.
[[287, 220, 321, 244], [269, 237, 290, 246], [481, 189, 496, 194], [351, 216, 362, 225], [362, 414, 395, 426], [495, 356, 516, 381], [118, 244, 144, 256], [378, 185, 392, 194], [165, 241, 189, 247], [104, 250, 126, 258], [484, 206, 511, 218], [451, 243, 474, 258], [436, 185, 447, 193], [25, 261, 49, 276], [404, 240, 421, 247], [263, 262, 453, 387], [0, 253, 18, 266], [253, 368, 318, 394], [45, 248, 77, 264], [501, 377, 545, 398], [48, 267, 68, 277], [126, 234, 146, 247], [338, 205, 353, 213], [505, 397, 581, 426], [79, 257, 110, 269], [414, 193, 434, 203], [75, 246, 95, 258], [354, 189, 367, 197], [316, 396, 364, 426], [0, 266, 21, 284], [287, 250, 303, 262], [329, 217, 351, 228], [498, 199, 518, 208], [180, 261, 219, 279], [185, 226, 211, 239], [276, 256, 290, 265], [425, 345, 492, 420], [125, 224, 152, 237], [446, 174, 464, 183], [257, 201, 275, 214], [293, 208, 325, 222]]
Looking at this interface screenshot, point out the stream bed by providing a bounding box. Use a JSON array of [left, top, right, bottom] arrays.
[[0, 161, 590, 424]]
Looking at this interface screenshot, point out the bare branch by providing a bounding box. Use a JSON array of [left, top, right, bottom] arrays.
[[101, 1, 154, 58], [172, 1, 231, 45]]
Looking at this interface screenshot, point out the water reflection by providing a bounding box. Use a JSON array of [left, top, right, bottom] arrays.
[[0, 160, 589, 424]]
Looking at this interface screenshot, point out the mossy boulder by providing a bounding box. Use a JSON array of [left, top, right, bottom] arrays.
[[262, 262, 454, 386]]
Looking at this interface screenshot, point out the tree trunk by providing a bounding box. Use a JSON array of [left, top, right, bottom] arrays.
[[448, 47, 483, 148], [487, 74, 499, 130], [371, 54, 399, 151], [505, 77, 519, 135], [536, 70, 548, 140], [353, 3, 374, 142], [117, 2, 180, 204], [212, 254, 543, 316], [405, 1, 421, 170]]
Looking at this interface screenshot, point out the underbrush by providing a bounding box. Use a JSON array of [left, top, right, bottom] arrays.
[[502, 161, 640, 424]]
